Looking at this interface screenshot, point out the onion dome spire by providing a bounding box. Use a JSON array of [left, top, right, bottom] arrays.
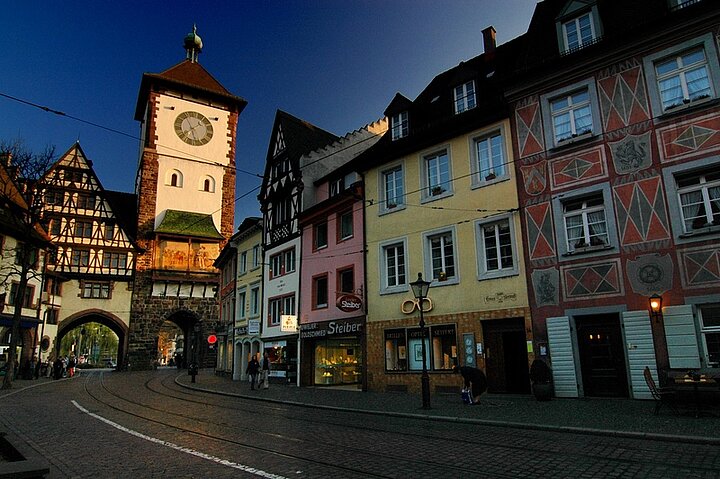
[[184, 24, 203, 63]]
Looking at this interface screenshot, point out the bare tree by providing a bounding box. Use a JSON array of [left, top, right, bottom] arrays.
[[0, 140, 55, 389]]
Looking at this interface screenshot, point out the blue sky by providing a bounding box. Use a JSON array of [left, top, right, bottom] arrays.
[[2, 0, 537, 224]]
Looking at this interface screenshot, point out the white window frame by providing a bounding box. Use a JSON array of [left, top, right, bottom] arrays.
[[562, 11, 596, 52], [422, 226, 459, 286], [677, 171, 720, 233], [475, 214, 518, 280], [453, 80, 476, 114], [380, 162, 406, 214], [470, 126, 509, 188], [379, 237, 409, 295], [541, 79, 601, 149], [420, 147, 453, 202], [663, 158, 720, 243], [338, 210, 353, 241], [252, 244, 261, 269], [391, 111, 409, 140], [698, 303, 720, 368], [249, 284, 260, 318], [644, 33, 720, 116], [551, 183, 618, 260], [239, 251, 247, 275], [238, 288, 247, 320]]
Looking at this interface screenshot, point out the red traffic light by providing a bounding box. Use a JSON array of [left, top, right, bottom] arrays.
[[207, 334, 217, 345]]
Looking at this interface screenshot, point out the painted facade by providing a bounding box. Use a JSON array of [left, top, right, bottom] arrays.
[[508, 0, 720, 398]]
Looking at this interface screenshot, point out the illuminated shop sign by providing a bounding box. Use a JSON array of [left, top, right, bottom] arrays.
[[300, 316, 364, 339], [336, 294, 363, 312]]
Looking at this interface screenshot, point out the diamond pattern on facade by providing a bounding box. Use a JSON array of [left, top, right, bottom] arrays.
[[562, 259, 623, 300], [549, 146, 607, 190], [658, 112, 720, 163], [672, 125, 715, 150], [598, 65, 650, 131], [680, 246, 720, 288], [525, 202, 556, 260], [515, 102, 544, 158], [613, 176, 670, 246]]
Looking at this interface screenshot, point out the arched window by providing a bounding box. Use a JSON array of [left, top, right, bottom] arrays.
[[200, 176, 215, 193], [166, 169, 183, 188]]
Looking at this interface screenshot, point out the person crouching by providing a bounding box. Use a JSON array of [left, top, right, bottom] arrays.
[[453, 363, 487, 404]]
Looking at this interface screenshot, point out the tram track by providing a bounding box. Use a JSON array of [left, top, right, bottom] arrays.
[[78, 371, 718, 478], [81, 371, 510, 478]]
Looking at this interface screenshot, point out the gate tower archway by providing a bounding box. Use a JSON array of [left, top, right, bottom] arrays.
[[56, 309, 129, 369]]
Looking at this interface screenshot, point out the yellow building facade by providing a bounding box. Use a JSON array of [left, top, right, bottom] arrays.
[[363, 118, 532, 394]]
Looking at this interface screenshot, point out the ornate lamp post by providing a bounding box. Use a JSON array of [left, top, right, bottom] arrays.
[[410, 272, 431, 410], [649, 294, 663, 322]]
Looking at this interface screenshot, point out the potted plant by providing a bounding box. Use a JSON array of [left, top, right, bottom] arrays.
[[529, 359, 553, 401]]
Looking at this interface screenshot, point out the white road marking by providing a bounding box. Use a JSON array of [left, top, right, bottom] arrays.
[[72, 400, 289, 478]]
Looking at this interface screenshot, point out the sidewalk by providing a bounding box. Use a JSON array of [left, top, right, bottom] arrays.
[[177, 369, 720, 445]]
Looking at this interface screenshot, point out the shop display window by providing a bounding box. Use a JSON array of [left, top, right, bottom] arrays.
[[314, 338, 362, 385], [384, 324, 457, 372]]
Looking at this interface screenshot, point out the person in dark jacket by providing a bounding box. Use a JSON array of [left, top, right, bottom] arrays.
[[260, 352, 270, 389], [246, 354, 260, 390], [454, 364, 488, 404]]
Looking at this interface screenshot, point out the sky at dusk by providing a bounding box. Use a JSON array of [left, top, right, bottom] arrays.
[[3, 1, 538, 225]]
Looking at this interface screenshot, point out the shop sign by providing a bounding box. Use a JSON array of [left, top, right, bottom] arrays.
[[248, 319, 260, 335], [300, 316, 364, 339], [235, 326, 248, 336], [336, 294, 362, 312], [281, 314, 298, 333]]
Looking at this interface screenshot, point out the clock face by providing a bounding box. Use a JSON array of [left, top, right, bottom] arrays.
[[174, 111, 214, 146]]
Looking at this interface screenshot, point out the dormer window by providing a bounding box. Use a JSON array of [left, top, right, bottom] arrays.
[[562, 12, 596, 52], [391, 111, 409, 140], [329, 177, 345, 197], [453, 81, 476, 114]]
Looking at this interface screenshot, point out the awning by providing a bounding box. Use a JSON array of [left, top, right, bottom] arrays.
[[0, 313, 42, 329]]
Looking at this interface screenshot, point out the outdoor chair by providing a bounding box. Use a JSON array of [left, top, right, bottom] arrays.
[[644, 366, 678, 416]]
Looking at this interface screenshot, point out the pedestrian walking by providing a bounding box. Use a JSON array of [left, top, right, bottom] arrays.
[[454, 363, 487, 404], [67, 354, 77, 378], [53, 356, 64, 380], [260, 352, 270, 389], [246, 354, 260, 390]]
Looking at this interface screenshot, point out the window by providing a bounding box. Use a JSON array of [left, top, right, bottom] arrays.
[[46, 308, 59, 325], [313, 275, 328, 309], [381, 240, 407, 292], [269, 248, 295, 278], [167, 169, 183, 187], [9, 283, 34, 308], [77, 193, 96, 210], [551, 90, 593, 144], [382, 165, 404, 211], [391, 111, 409, 140], [384, 324, 457, 372], [45, 189, 63, 205], [269, 294, 295, 326], [476, 216, 517, 279], [473, 130, 506, 185], [541, 79, 600, 148], [329, 178, 344, 197], [338, 210, 353, 240], [238, 289, 247, 319], [252, 245, 261, 269], [271, 197, 292, 227], [563, 195, 608, 252], [677, 170, 720, 232], [454, 81, 476, 114], [103, 252, 127, 269], [239, 251, 247, 274], [655, 48, 711, 112], [105, 222, 115, 241], [423, 149, 451, 199], [50, 219, 61, 236], [201, 176, 215, 193], [699, 304, 720, 367], [425, 229, 457, 282], [74, 220, 93, 238], [314, 222, 328, 249], [81, 281, 110, 299], [562, 12, 596, 52], [250, 285, 260, 317], [644, 34, 720, 116], [338, 267, 354, 294], [71, 249, 90, 267]]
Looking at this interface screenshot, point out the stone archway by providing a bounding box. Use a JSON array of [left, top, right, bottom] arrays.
[[56, 309, 129, 369]]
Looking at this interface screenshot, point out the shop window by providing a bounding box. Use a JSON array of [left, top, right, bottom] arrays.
[[384, 324, 457, 372], [699, 304, 720, 367], [314, 338, 362, 385]]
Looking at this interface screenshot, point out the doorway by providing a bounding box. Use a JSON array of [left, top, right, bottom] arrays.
[[575, 314, 628, 397], [482, 318, 530, 394]]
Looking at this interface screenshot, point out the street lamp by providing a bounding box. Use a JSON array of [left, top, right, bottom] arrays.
[[410, 272, 431, 410], [649, 294, 663, 322]]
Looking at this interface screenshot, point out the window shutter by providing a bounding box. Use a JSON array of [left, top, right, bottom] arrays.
[[662, 305, 701, 369], [546, 316, 579, 398], [621, 310, 658, 399]]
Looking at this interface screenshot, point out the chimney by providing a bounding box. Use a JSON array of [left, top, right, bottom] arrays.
[[482, 26, 496, 54]]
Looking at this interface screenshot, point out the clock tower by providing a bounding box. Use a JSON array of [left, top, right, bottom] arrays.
[[129, 26, 247, 370]]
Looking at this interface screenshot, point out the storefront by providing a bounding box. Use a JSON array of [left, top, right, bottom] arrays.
[[300, 316, 364, 387], [262, 337, 298, 383]]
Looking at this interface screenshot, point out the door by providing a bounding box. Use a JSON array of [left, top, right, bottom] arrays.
[[482, 318, 530, 394], [575, 314, 628, 398]]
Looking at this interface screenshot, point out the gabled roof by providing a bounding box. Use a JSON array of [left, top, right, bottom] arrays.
[[0, 162, 49, 245], [134, 60, 247, 120], [155, 209, 223, 239], [384, 93, 413, 117]]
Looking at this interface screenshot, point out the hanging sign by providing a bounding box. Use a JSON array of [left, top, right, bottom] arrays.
[[336, 294, 362, 312], [281, 315, 298, 333]]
